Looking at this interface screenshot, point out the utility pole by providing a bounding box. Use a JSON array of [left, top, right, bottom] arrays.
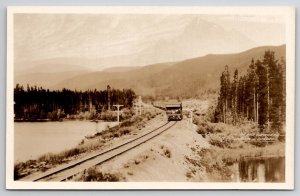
[[113, 104, 123, 125]]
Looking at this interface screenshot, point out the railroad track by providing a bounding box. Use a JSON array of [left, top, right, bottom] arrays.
[[21, 121, 177, 182]]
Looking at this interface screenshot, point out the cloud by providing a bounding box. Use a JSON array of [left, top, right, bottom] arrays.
[[14, 14, 285, 70]]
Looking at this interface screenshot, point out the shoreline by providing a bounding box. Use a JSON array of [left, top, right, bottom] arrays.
[[14, 119, 114, 123], [14, 108, 162, 180], [14, 120, 119, 164]]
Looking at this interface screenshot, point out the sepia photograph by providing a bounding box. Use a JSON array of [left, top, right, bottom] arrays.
[[6, 6, 295, 189]]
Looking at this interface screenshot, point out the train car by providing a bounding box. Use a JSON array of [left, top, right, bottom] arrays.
[[165, 103, 183, 121]]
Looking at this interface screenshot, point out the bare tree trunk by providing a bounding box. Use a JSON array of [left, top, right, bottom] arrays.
[[267, 75, 270, 132], [225, 99, 227, 124], [223, 105, 226, 123], [234, 85, 238, 125], [257, 102, 259, 123]]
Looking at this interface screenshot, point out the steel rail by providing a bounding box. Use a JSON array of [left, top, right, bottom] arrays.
[[26, 121, 176, 182]]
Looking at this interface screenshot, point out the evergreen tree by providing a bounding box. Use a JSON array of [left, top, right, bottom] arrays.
[[246, 59, 258, 122], [219, 70, 227, 123], [263, 50, 282, 133], [14, 85, 136, 121], [231, 69, 239, 125], [213, 50, 285, 136], [256, 59, 268, 131]]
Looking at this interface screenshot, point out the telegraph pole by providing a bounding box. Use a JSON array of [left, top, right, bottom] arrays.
[[113, 104, 123, 124]]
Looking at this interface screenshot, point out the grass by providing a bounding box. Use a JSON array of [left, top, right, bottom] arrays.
[[87, 113, 152, 140], [14, 144, 100, 180], [67, 108, 135, 121], [189, 114, 285, 181], [193, 115, 282, 148]]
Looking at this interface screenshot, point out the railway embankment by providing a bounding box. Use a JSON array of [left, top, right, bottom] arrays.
[[72, 118, 210, 182], [14, 107, 163, 181]]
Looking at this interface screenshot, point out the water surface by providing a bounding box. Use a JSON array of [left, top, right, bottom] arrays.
[[14, 121, 118, 163], [231, 156, 285, 182]]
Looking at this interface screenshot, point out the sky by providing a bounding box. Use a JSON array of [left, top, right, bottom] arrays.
[[13, 14, 285, 71]]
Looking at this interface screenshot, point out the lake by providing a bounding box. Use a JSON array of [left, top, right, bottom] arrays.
[[231, 156, 285, 182], [14, 121, 118, 163]]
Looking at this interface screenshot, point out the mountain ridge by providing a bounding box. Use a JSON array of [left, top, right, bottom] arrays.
[[15, 45, 286, 98]]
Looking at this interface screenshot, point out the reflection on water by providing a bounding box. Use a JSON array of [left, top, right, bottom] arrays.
[[231, 157, 285, 182], [14, 121, 118, 163]]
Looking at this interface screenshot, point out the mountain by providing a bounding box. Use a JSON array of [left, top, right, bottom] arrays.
[[103, 66, 141, 73], [15, 16, 258, 73], [14, 70, 93, 89], [51, 45, 285, 98], [14, 16, 264, 90], [15, 59, 98, 75]]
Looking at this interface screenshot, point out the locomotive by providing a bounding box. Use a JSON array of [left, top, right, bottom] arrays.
[[152, 101, 183, 121], [165, 103, 183, 121]]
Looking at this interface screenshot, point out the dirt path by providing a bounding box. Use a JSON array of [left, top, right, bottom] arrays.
[[74, 117, 209, 182]]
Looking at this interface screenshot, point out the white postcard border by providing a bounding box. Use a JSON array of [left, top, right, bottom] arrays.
[[6, 6, 295, 190]]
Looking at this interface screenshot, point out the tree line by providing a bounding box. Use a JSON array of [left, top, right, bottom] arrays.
[[214, 50, 285, 134], [14, 85, 136, 121]]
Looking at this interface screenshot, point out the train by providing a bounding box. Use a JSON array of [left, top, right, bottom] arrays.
[[153, 101, 183, 121], [165, 103, 183, 121]]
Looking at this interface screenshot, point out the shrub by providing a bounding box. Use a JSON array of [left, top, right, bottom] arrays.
[[100, 110, 117, 121], [120, 119, 135, 127], [14, 163, 27, 180], [209, 135, 225, 148], [164, 149, 171, 158], [186, 171, 192, 178], [81, 168, 119, 182], [120, 108, 134, 121], [65, 148, 81, 157]]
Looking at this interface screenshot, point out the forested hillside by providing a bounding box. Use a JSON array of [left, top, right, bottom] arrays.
[[51, 45, 285, 99]]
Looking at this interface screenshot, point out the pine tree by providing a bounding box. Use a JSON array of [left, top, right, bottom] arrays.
[[214, 50, 285, 135], [278, 57, 286, 138], [232, 69, 239, 125], [279, 57, 286, 124], [224, 65, 231, 123], [263, 50, 282, 133], [246, 59, 258, 122], [219, 70, 227, 123], [237, 76, 244, 118], [256, 59, 268, 132]]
